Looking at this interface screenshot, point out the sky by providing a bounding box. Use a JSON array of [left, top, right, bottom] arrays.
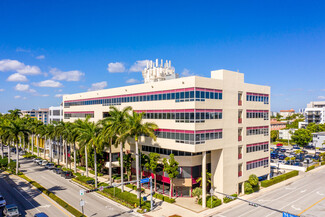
[[0, 0, 325, 113]]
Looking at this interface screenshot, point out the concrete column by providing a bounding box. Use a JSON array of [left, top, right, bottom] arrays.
[[202, 151, 207, 208]]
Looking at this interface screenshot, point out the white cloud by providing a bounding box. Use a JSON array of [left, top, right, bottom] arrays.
[[129, 60, 149, 72], [318, 96, 325, 100], [36, 55, 45, 60], [181, 68, 191, 77], [0, 59, 41, 75], [14, 95, 21, 99], [88, 81, 107, 91], [55, 94, 65, 98], [7, 73, 28, 82], [16, 48, 31, 53], [15, 83, 30, 92], [107, 62, 126, 73], [126, 78, 140, 84], [40, 94, 49, 97], [0, 89, 4, 92], [33, 80, 63, 88], [50, 68, 84, 81]]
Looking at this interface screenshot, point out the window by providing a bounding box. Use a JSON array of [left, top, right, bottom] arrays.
[[246, 157, 269, 170], [246, 126, 269, 136], [246, 93, 269, 104]]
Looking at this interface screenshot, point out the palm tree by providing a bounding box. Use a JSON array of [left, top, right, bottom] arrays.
[[2, 118, 30, 174], [121, 111, 158, 198], [101, 117, 117, 185], [35, 122, 44, 157], [8, 109, 22, 119], [76, 117, 102, 188], [29, 119, 42, 155], [55, 121, 67, 165], [107, 106, 132, 192], [66, 122, 80, 173]]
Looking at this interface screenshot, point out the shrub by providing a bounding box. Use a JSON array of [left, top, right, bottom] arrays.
[[306, 165, 315, 172], [89, 169, 103, 176], [152, 193, 175, 203], [125, 184, 145, 192], [198, 196, 222, 208], [244, 182, 254, 194], [8, 161, 17, 173], [261, 170, 299, 188], [0, 158, 8, 168], [223, 194, 237, 203], [321, 161, 325, 165]]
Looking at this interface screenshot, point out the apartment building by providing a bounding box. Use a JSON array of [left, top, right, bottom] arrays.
[[304, 101, 325, 124], [63, 61, 270, 203], [279, 109, 295, 118], [49, 106, 63, 123], [21, 108, 49, 125]]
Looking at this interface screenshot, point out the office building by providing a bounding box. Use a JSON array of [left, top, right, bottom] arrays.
[[304, 101, 325, 124], [49, 106, 63, 123], [63, 60, 270, 200], [21, 108, 49, 124]]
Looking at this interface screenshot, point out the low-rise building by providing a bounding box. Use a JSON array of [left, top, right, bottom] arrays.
[[304, 101, 325, 124], [311, 132, 325, 148], [21, 108, 49, 124], [279, 109, 295, 118], [279, 129, 296, 140], [270, 119, 286, 131], [49, 106, 63, 123]]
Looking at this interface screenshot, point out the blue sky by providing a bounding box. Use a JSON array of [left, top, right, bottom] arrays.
[[0, 0, 325, 113]]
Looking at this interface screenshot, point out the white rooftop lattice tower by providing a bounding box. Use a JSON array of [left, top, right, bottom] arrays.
[[142, 59, 178, 83]]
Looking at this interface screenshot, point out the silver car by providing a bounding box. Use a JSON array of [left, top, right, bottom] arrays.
[[2, 204, 20, 217]]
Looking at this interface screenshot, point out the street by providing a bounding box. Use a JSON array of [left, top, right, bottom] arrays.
[[19, 157, 136, 217], [213, 166, 325, 217], [0, 172, 70, 217]]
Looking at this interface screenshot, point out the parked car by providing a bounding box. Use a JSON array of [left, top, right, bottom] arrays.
[[271, 152, 278, 159], [278, 154, 286, 160], [61, 171, 73, 179], [45, 163, 55, 170], [0, 195, 6, 208], [285, 161, 293, 165], [53, 168, 63, 174], [2, 204, 20, 217], [292, 145, 300, 150], [304, 158, 313, 164], [305, 145, 315, 150], [319, 148, 325, 151], [86, 180, 95, 185], [41, 160, 48, 166], [35, 159, 42, 164], [293, 162, 303, 167], [280, 148, 287, 153], [276, 143, 283, 147], [34, 212, 49, 217]]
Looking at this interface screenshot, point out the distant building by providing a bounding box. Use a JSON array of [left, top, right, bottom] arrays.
[[279, 109, 295, 118], [298, 121, 308, 129], [279, 129, 296, 140], [270, 119, 286, 131], [21, 108, 49, 124], [49, 106, 63, 123], [304, 101, 325, 124], [311, 132, 325, 148]]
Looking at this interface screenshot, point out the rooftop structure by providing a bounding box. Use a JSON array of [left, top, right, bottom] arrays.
[[142, 59, 178, 83]]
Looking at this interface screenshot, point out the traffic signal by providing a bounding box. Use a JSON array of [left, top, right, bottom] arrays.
[[85, 189, 99, 193], [249, 202, 258, 207]]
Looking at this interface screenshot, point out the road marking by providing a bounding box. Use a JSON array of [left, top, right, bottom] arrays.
[[39, 204, 51, 208], [13, 188, 41, 213], [291, 205, 301, 211], [317, 191, 324, 196], [300, 190, 306, 193], [298, 196, 325, 216], [39, 191, 72, 217], [258, 199, 273, 202]]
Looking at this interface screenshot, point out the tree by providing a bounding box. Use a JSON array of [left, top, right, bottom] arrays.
[[140, 153, 149, 179], [248, 174, 258, 186], [196, 172, 212, 188], [192, 187, 202, 202], [107, 106, 132, 192], [244, 182, 253, 194], [276, 113, 283, 121], [145, 153, 160, 191], [8, 109, 22, 119], [270, 130, 279, 142], [76, 117, 102, 188], [163, 154, 179, 198], [291, 128, 312, 147], [118, 153, 134, 181], [122, 111, 158, 198]]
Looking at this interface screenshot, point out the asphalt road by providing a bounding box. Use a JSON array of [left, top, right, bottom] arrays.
[[0, 172, 70, 217], [18, 157, 136, 217], [213, 166, 325, 217]]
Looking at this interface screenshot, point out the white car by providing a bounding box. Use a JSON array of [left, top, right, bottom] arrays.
[[2, 204, 20, 217], [0, 195, 6, 208], [41, 160, 48, 166]]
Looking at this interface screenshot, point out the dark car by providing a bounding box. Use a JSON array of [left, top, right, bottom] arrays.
[[292, 145, 300, 150], [86, 179, 95, 185], [34, 212, 49, 217], [280, 148, 287, 153], [61, 171, 73, 179], [319, 148, 325, 151], [278, 154, 286, 160], [305, 145, 315, 150], [285, 161, 293, 165], [54, 168, 63, 175], [293, 162, 303, 167], [271, 152, 278, 159]]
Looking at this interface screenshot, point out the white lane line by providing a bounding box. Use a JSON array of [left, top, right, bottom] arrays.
[[13, 188, 41, 213], [317, 191, 324, 196], [265, 188, 320, 217], [237, 184, 314, 217], [291, 205, 301, 211]]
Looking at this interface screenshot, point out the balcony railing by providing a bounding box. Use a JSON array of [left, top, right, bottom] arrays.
[[238, 153, 242, 159], [238, 118, 242, 124], [238, 100, 242, 106], [238, 171, 242, 177], [238, 136, 242, 141]]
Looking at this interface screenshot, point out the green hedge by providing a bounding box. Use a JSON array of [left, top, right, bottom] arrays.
[[198, 196, 222, 208], [261, 170, 299, 188], [223, 194, 237, 203], [23, 153, 37, 159], [321, 161, 325, 165], [306, 165, 315, 172], [125, 184, 145, 192], [77, 166, 103, 176], [153, 193, 175, 203], [19, 174, 85, 217]]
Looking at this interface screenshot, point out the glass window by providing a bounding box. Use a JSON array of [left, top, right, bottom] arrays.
[[196, 91, 200, 98], [167, 93, 171, 100], [190, 91, 194, 99], [185, 91, 189, 99]]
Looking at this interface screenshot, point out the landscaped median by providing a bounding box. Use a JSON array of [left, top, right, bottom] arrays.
[[261, 170, 299, 188], [18, 173, 85, 217]]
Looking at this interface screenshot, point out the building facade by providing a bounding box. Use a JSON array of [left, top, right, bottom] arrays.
[[311, 132, 325, 148], [49, 106, 63, 123], [270, 119, 287, 131], [279, 109, 295, 118], [279, 129, 296, 140], [304, 101, 325, 124], [63, 66, 270, 197], [21, 108, 49, 124]]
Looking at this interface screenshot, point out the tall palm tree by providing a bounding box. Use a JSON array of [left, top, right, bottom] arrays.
[[74, 119, 89, 176], [45, 124, 56, 162], [54, 121, 67, 165], [8, 109, 22, 119], [107, 106, 132, 192], [76, 117, 102, 188], [29, 119, 42, 155], [121, 111, 158, 198], [2, 118, 30, 174], [35, 122, 44, 157], [101, 117, 117, 185]]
